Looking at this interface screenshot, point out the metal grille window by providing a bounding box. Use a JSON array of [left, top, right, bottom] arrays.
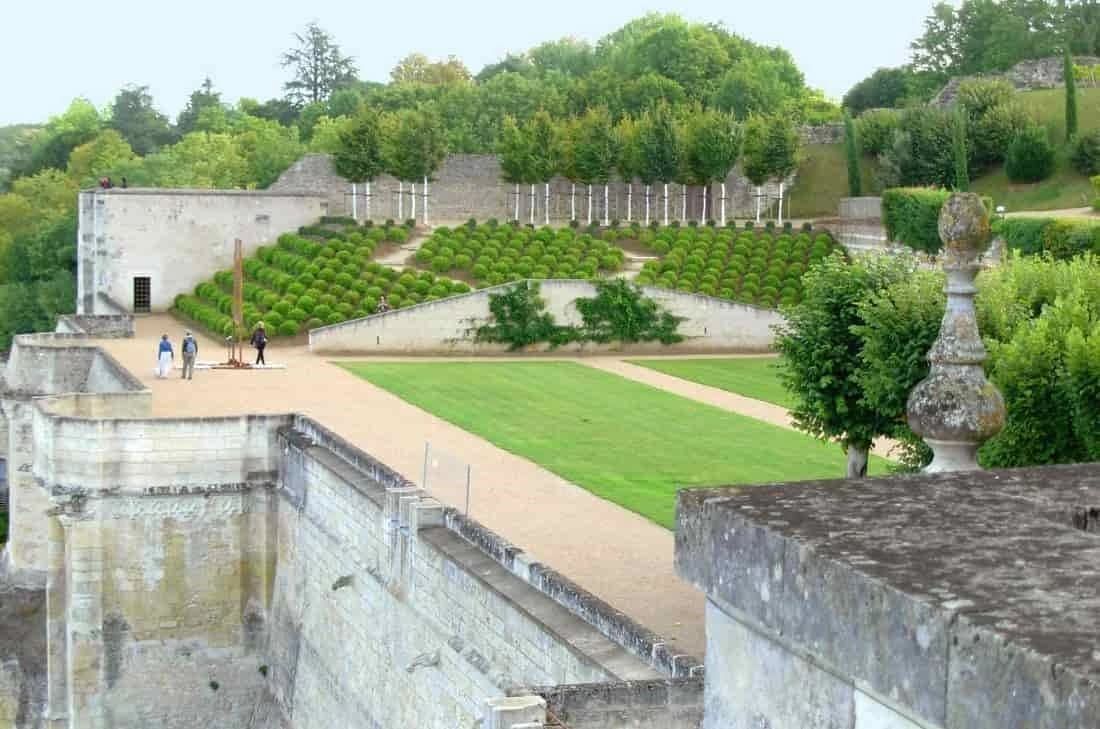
[[133, 276, 151, 313]]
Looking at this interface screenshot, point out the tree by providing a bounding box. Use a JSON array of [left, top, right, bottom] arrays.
[[232, 115, 304, 188], [382, 109, 448, 223], [684, 109, 741, 224], [177, 78, 223, 135], [1066, 45, 1079, 141], [66, 130, 136, 186], [844, 111, 862, 197], [390, 53, 471, 85], [333, 109, 384, 220], [775, 253, 916, 477], [636, 102, 681, 225], [527, 110, 561, 225], [742, 113, 800, 223], [710, 58, 799, 120], [571, 107, 618, 225], [497, 115, 530, 222], [953, 104, 969, 191], [109, 85, 173, 155], [615, 116, 643, 222], [843, 67, 912, 113], [16, 99, 101, 177], [281, 23, 358, 107]]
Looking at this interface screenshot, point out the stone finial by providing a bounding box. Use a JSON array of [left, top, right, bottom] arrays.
[[907, 193, 1005, 472]]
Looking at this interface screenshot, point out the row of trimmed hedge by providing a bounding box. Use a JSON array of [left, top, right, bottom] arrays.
[[993, 216, 1100, 259], [883, 188, 994, 253]]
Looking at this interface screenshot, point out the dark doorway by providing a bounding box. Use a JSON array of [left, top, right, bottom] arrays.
[[133, 276, 151, 313]]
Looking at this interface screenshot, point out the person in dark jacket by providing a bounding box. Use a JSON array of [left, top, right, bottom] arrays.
[[250, 323, 268, 365], [180, 331, 198, 380]]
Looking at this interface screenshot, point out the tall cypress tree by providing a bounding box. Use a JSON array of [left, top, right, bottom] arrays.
[[953, 104, 969, 192], [844, 111, 862, 197], [1065, 46, 1079, 141]]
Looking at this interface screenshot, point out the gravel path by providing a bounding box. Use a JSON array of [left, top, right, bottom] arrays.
[[97, 315, 708, 657]]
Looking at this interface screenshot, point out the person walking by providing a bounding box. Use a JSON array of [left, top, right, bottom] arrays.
[[180, 330, 198, 380], [156, 334, 173, 378], [250, 322, 268, 366], [376, 295, 390, 314]]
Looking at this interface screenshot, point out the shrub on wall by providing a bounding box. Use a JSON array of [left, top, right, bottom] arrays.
[[854, 109, 901, 157], [1005, 125, 1055, 183]]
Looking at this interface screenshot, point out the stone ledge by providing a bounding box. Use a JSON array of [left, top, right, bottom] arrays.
[[675, 464, 1100, 728]]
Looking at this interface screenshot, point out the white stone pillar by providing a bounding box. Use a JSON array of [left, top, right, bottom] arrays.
[[485, 696, 547, 729]]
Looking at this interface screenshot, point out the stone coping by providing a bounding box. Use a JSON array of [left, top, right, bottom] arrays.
[[80, 187, 326, 199], [675, 464, 1100, 726]]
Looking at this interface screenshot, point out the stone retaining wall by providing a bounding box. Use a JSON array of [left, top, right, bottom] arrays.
[[309, 279, 783, 355]]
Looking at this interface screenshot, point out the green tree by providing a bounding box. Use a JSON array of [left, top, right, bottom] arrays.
[[615, 116, 643, 222], [1065, 45, 1079, 141], [571, 107, 618, 224], [843, 110, 862, 197], [497, 115, 531, 222], [281, 23, 358, 106], [109, 85, 173, 155], [333, 108, 384, 219], [636, 102, 681, 225], [390, 53, 471, 85], [843, 67, 912, 112], [742, 113, 800, 222], [527, 110, 561, 225], [177, 78, 223, 135], [953, 104, 970, 191], [775, 253, 916, 477], [66, 129, 137, 187], [232, 115, 304, 188], [17, 99, 101, 177], [309, 115, 352, 153], [683, 108, 741, 223], [382, 109, 448, 222]]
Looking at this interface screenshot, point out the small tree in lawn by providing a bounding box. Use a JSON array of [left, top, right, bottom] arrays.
[[615, 116, 643, 223], [684, 108, 741, 225], [573, 107, 617, 226], [1065, 46, 1079, 142], [952, 104, 969, 191], [638, 102, 681, 226], [559, 117, 582, 224], [527, 110, 560, 226], [775, 253, 914, 477], [843, 110, 862, 197], [383, 109, 448, 224], [333, 107, 384, 221], [497, 115, 530, 223], [742, 115, 770, 222]]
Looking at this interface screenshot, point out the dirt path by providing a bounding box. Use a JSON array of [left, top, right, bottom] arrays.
[[96, 315, 708, 657], [580, 358, 900, 460]]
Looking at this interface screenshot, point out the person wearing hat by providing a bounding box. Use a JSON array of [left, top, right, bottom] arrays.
[[180, 330, 199, 380]]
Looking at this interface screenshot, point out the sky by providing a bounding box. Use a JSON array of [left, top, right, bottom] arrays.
[[1, 0, 943, 126]]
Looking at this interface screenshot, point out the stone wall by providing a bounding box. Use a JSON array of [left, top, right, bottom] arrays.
[[932, 55, 1100, 106], [272, 153, 797, 225], [0, 331, 703, 729], [77, 189, 328, 314], [676, 465, 1100, 729], [308, 279, 783, 355]]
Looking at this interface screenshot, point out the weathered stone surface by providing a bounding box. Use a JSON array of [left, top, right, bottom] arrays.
[[676, 464, 1100, 729], [0, 568, 46, 728], [907, 193, 1005, 472]]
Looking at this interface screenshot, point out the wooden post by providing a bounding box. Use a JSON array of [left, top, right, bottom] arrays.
[[233, 238, 244, 363]]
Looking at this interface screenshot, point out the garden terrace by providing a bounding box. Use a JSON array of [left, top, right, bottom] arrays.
[[632, 223, 839, 308], [173, 219, 471, 339], [413, 221, 626, 286]]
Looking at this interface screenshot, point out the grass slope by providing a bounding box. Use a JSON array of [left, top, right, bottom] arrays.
[[341, 361, 886, 529], [789, 143, 880, 218], [629, 357, 795, 409]]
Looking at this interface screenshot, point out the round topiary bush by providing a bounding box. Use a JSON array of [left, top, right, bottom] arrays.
[[263, 310, 284, 329], [273, 300, 292, 316], [312, 304, 333, 320], [1005, 125, 1056, 183], [1071, 129, 1100, 176]]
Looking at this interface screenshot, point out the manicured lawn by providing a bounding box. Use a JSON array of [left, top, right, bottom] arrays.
[[629, 357, 795, 409], [341, 361, 887, 529], [972, 162, 1095, 212]]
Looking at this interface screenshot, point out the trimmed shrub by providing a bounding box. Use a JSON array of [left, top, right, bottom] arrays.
[[971, 103, 1030, 169], [278, 320, 300, 337], [1071, 130, 1100, 176], [993, 216, 1100, 259], [1005, 125, 1056, 183], [854, 109, 901, 156], [882, 188, 993, 254]]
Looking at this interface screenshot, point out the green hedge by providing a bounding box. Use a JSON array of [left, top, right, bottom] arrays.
[[882, 188, 993, 254], [993, 217, 1100, 259], [1093, 175, 1100, 212]]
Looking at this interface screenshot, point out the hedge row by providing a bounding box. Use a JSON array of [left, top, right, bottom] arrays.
[[993, 216, 1100, 259], [883, 188, 994, 254]]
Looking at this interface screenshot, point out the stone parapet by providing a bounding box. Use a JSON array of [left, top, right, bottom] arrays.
[[676, 465, 1100, 729]]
